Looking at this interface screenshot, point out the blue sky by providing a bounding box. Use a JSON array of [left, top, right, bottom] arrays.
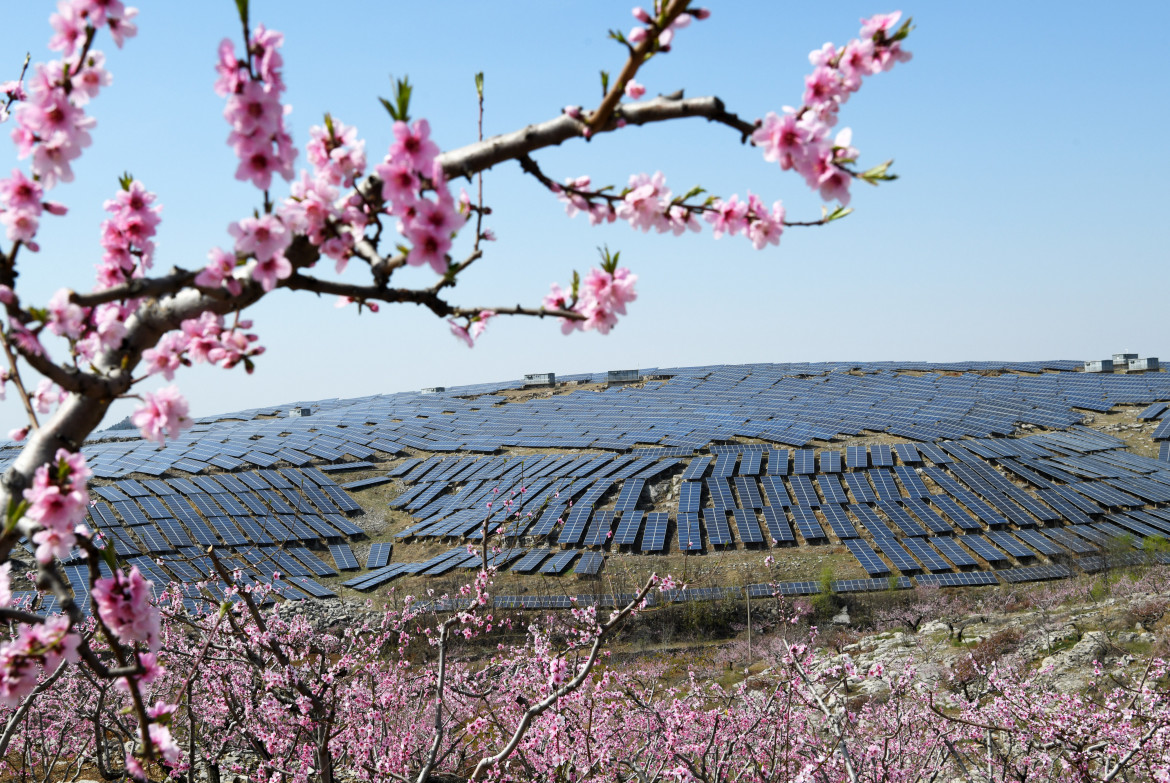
[[3, 2, 1168, 434]]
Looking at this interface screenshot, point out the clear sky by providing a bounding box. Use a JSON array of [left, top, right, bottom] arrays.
[[2, 1, 1168, 435]]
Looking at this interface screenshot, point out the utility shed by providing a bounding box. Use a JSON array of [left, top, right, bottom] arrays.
[[1083, 360, 1114, 373], [289, 406, 312, 418], [1129, 358, 1160, 372], [420, 386, 446, 394], [1113, 353, 1139, 364], [523, 373, 556, 387], [607, 369, 641, 386]]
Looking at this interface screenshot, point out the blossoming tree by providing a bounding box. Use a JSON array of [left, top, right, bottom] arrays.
[[0, 1, 918, 778]]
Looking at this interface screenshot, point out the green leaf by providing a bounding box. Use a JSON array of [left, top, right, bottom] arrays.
[[118, 171, 134, 191], [379, 76, 413, 123], [680, 185, 705, 202], [600, 70, 610, 96], [4, 498, 27, 535], [607, 29, 627, 45], [824, 205, 854, 223], [860, 159, 897, 184], [234, 0, 249, 30], [323, 112, 335, 140], [474, 72, 484, 101], [890, 17, 914, 42]]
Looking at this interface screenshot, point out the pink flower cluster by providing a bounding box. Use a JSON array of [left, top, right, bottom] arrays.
[[705, 192, 786, 249], [130, 384, 190, 444], [545, 266, 637, 335], [0, 169, 66, 252], [374, 119, 466, 274], [92, 566, 161, 650], [9, 1, 133, 196], [628, 6, 710, 51], [277, 117, 371, 271], [142, 310, 264, 380], [751, 11, 912, 205], [97, 179, 161, 287], [22, 449, 91, 564], [0, 615, 79, 707], [555, 171, 785, 249], [215, 26, 296, 191], [448, 310, 495, 348], [228, 214, 291, 291]]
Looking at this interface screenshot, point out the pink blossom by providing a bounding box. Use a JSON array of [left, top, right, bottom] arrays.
[[624, 80, 646, 100], [131, 385, 190, 444], [48, 3, 87, 56], [228, 214, 290, 261], [213, 38, 243, 97], [31, 379, 65, 414], [250, 253, 292, 291], [448, 319, 473, 349], [194, 247, 242, 295], [861, 10, 903, 39], [141, 331, 186, 380], [46, 288, 87, 339], [705, 194, 749, 238], [92, 566, 160, 650], [388, 119, 439, 172], [405, 227, 450, 274], [616, 171, 670, 232]]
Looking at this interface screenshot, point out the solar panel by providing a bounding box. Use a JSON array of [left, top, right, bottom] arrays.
[[871, 537, 921, 574], [867, 469, 902, 501], [819, 504, 859, 539], [790, 507, 826, 542], [900, 537, 952, 573], [557, 504, 592, 545], [893, 443, 921, 464], [928, 535, 979, 568], [681, 457, 712, 481], [870, 444, 893, 467], [985, 530, 1036, 558], [613, 510, 644, 546], [843, 473, 876, 503], [731, 509, 763, 544], [793, 450, 816, 475], [848, 503, 895, 538], [366, 542, 393, 569], [929, 494, 984, 531], [328, 543, 360, 570], [290, 547, 338, 577], [675, 512, 701, 551], [511, 548, 551, 573], [1013, 528, 1065, 556], [703, 508, 732, 546], [678, 482, 702, 514], [739, 450, 762, 476], [787, 475, 820, 507], [583, 509, 615, 547], [820, 450, 842, 473], [915, 571, 998, 588], [997, 563, 1073, 583], [961, 534, 1009, 564], [574, 552, 604, 575], [877, 501, 927, 537], [712, 453, 736, 478], [733, 476, 764, 508], [845, 445, 868, 470], [706, 477, 736, 511], [844, 539, 890, 576], [539, 551, 578, 574], [901, 497, 954, 534], [761, 506, 794, 543], [767, 449, 790, 476], [614, 479, 645, 512]]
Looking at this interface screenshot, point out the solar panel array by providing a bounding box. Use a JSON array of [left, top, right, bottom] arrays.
[[14, 360, 1170, 613]]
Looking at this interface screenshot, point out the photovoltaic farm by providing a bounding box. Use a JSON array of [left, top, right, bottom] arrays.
[[8, 360, 1170, 613]]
